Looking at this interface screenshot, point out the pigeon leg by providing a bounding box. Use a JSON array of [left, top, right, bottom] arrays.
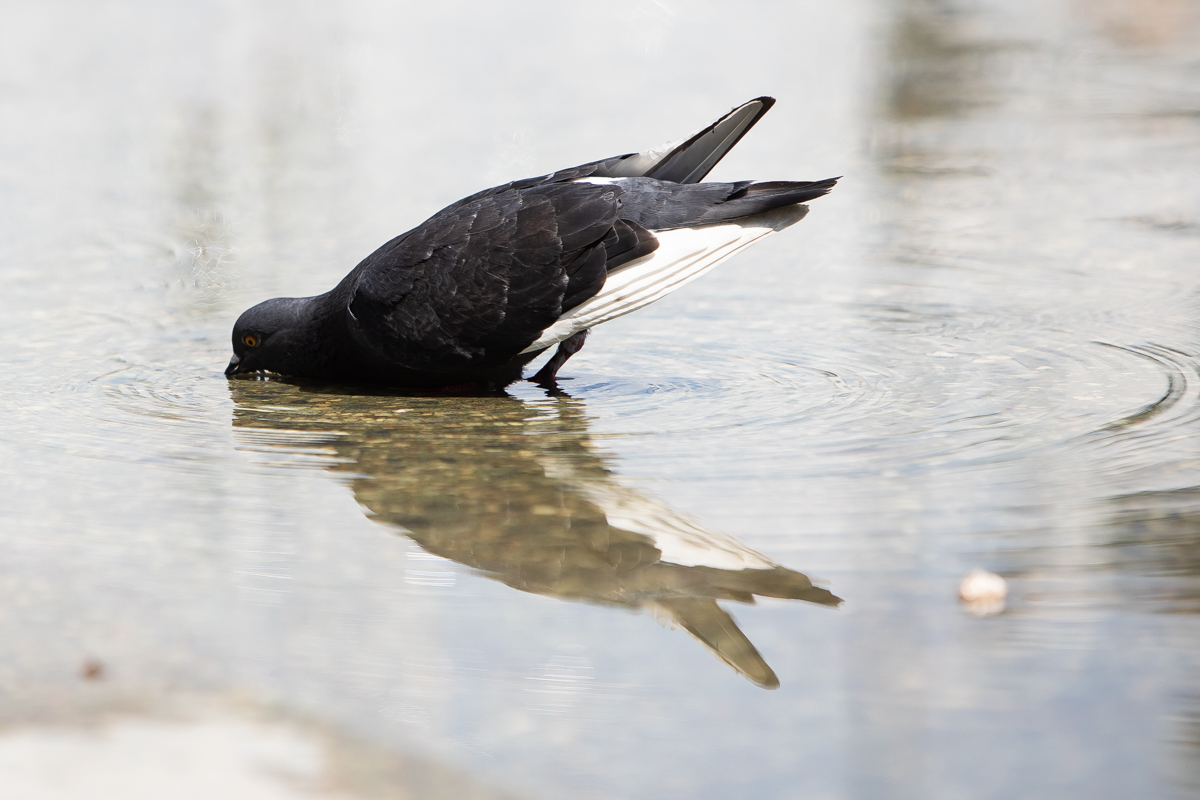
[[531, 330, 588, 385]]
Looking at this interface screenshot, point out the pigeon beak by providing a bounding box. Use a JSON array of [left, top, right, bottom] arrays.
[[225, 354, 243, 376]]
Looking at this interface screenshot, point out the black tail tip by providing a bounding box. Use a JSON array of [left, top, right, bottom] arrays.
[[799, 176, 841, 202]]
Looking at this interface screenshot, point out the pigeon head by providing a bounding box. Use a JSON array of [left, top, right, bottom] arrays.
[[226, 297, 317, 377]]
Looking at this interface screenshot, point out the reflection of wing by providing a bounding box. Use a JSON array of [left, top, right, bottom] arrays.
[[540, 457, 773, 571], [229, 382, 840, 688]]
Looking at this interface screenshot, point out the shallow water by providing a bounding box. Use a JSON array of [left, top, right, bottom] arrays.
[[3, 0, 1200, 797]]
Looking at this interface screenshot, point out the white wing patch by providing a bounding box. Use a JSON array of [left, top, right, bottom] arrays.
[[538, 457, 777, 571], [588, 486, 777, 570], [521, 204, 808, 354]]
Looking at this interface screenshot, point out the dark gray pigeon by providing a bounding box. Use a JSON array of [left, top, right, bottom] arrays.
[[225, 97, 837, 389]]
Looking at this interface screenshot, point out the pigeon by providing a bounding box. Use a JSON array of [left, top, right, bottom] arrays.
[[225, 97, 838, 389]]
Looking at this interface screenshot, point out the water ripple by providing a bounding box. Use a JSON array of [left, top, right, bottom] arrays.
[[8, 322, 1196, 494], [2, 350, 232, 470], [558, 327, 1194, 480]]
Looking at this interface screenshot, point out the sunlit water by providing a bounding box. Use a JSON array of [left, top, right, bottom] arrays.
[[2, 1, 1200, 798]]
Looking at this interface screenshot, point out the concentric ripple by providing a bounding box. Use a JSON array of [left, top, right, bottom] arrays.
[[1, 338, 234, 471], [1079, 343, 1200, 477], [523, 307, 1196, 483], [6, 300, 1196, 501], [550, 346, 887, 437]]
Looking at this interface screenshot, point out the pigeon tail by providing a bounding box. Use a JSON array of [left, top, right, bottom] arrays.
[[596, 97, 776, 184]]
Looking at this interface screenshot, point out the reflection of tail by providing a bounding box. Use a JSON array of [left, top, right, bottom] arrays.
[[651, 567, 840, 689], [653, 598, 780, 689], [541, 446, 842, 687]]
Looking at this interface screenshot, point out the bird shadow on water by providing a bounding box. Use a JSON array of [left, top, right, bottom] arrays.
[[227, 377, 841, 689]]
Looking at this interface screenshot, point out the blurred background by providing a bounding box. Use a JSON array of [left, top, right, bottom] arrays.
[[1, 0, 1199, 797]]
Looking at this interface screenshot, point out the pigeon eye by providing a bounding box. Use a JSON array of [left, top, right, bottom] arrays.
[[243, 334, 259, 348]]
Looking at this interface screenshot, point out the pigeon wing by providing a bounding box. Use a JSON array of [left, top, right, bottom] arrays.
[[344, 181, 643, 373]]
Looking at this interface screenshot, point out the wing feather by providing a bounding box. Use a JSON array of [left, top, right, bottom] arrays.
[[345, 182, 626, 372], [521, 205, 809, 353]]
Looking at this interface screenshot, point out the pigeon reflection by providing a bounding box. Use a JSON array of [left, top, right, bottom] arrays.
[[229, 382, 840, 688]]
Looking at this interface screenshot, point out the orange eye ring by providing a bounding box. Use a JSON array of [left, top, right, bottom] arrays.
[[243, 334, 259, 348]]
